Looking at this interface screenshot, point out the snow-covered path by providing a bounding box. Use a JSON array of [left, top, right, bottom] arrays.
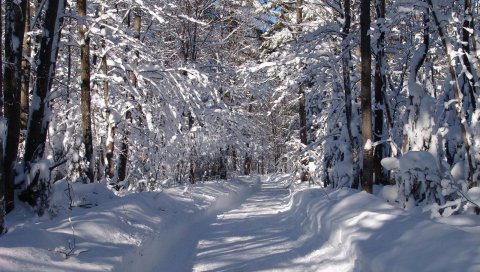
[[118, 174, 345, 272], [150, 175, 342, 272], [192, 179, 302, 271]]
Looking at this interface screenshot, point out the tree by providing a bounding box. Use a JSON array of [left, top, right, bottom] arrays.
[[426, 0, 476, 188], [21, 0, 67, 213], [100, 7, 115, 180], [402, 5, 429, 154], [78, 0, 95, 182], [0, 0, 5, 234], [20, 1, 32, 130], [0, 132, 4, 234], [4, 0, 27, 212], [297, 0, 307, 146], [118, 8, 141, 184], [373, 0, 387, 184], [360, 0, 373, 193], [461, 0, 478, 113], [341, 0, 359, 188]]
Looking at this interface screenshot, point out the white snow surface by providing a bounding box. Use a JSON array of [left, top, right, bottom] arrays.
[[1, 175, 479, 271]]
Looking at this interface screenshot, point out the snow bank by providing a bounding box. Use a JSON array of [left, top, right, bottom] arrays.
[[0, 178, 257, 272], [288, 187, 480, 272]]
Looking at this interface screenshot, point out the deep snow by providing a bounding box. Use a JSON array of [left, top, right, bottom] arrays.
[[1, 175, 479, 271]]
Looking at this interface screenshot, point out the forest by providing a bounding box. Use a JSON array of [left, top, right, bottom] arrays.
[[0, 0, 480, 270]]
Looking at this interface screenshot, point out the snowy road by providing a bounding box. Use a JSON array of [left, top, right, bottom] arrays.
[[148, 175, 345, 272], [192, 179, 303, 271]]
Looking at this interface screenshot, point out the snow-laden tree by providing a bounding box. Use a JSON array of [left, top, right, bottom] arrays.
[[2, 0, 478, 218]]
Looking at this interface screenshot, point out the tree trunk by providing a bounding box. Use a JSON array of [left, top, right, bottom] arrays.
[[20, 1, 31, 131], [0, 0, 3, 118], [66, 8, 72, 104], [22, 0, 66, 209], [471, 1, 480, 77], [78, 0, 94, 182], [232, 148, 237, 171], [296, 0, 303, 33], [117, 111, 132, 182], [461, 0, 478, 112], [298, 85, 308, 145], [244, 154, 251, 175], [404, 9, 429, 154], [360, 0, 373, 193], [105, 112, 116, 179], [100, 20, 115, 179], [373, 0, 386, 184], [118, 9, 141, 183], [4, 0, 27, 212], [342, 0, 359, 188], [297, 0, 307, 146], [0, 121, 5, 235], [0, 0, 5, 229]]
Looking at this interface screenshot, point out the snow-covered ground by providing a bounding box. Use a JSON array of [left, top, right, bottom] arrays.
[[1, 175, 479, 271]]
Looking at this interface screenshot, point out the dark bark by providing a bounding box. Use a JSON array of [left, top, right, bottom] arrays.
[[20, 1, 31, 130], [23, 0, 66, 201], [0, 0, 3, 117], [130, 9, 141, 89], [232, 148, 237, 171], [0, 0, 4, 235], [373, 0, 386, 184], [189, 159, 195, 184], [244, 154, 251, 175], [66, 17, 72, 103], [4, 0, 27, 212], [296, 0, 303, 33], [105, 117, 116, 179], [0, 140, 4, 233], [360, 0, 373, 193], [341, 0, 359, 188], [297, 0, 307, 146], [117, 111, 132, 182], [78, 0, 94, 182], [461, 0, 478, 111], [471, 3, 480, 77], [298, 85, 308, 145]]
